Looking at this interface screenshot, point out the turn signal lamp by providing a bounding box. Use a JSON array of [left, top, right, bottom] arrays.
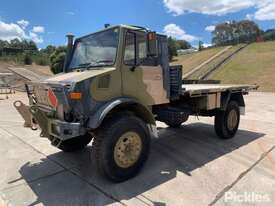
[[69, 92, 82, 100]]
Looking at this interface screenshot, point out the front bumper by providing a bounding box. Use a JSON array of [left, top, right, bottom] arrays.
[[49, 119, 85, 141], [16, 83, 86, 141], [29, 105, 85, 141]]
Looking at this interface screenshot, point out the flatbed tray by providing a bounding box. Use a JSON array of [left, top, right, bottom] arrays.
[[181, 84, 258, 96]]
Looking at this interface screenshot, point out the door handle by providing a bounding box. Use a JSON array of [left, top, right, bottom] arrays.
[[154, 75, 161, 80]]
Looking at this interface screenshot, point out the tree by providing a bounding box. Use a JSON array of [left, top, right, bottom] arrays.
[[41, 45, 56, 55], [49, 46, 67, 74], [263, 29, 275, 41], [176, 40, 191, 50], [0, 40, 9, 48], [212, 20, 261, 46], [198, 41, 204, 51], [0, 38, 38, 51], [167, 37, 178, 61], [10, 39, 22, 48], [27, 40, 38, 51]]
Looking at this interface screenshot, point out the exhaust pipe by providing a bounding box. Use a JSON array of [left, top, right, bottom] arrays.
[[63, 33, 74, 73], [104, 24, 110, 28]]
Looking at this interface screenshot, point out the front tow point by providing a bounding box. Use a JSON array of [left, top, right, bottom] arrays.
[[13, 100, 37, 130]]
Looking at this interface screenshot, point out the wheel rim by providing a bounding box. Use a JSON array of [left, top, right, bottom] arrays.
[[227, 109, 238, 131], [114, 131, 142, 168]]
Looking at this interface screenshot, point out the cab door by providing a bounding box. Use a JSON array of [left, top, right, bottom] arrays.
[[121, 30, 169, 106]]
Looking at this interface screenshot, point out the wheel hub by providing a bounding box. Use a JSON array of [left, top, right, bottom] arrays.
[[227, 109, 238, 131], [114, 131, 142, 168]]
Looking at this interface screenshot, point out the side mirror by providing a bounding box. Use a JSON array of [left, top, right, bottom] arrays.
[[147, 32, 157, 57]]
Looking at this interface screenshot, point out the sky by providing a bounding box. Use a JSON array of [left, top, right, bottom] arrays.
[[0, 0, 275, 48]]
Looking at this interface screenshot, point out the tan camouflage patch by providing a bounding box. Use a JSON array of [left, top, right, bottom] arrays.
[[141, 66, 169, 105], [44, 67, 115, 83]]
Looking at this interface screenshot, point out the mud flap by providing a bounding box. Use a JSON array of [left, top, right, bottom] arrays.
[[13, 100, 38, 130]]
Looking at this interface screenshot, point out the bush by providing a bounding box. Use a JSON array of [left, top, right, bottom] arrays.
[[168, 37, 178, 61], [35, 57, 49, 66], [263, 29, 275, 41], [0, 54, 24, 64], [33, 54, 50, 66], [49, 46, 67, 74], [24, 54, 32, 65]]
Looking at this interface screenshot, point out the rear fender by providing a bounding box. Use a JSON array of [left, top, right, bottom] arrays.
[[221, 92, 245, 115]]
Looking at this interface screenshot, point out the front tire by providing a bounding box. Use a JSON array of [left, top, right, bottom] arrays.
[[214, 101, 240, 139], [93, 115, 151, 182]]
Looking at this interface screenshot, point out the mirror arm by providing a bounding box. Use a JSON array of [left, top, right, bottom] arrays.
[[130, 58, 146, 72]]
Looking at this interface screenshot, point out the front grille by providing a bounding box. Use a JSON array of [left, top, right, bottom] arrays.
[[31, 83, 69, 116], [33, 85, 50, 107]]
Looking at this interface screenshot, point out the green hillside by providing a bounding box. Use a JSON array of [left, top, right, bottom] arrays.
[[188, 44, 246, 79], [210, 41, 275, 92], [172, 47, 226, 74], [173, 41, 275, 92]]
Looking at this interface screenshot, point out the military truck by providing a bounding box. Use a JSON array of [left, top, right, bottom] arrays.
[[14, 25, 257, 182]]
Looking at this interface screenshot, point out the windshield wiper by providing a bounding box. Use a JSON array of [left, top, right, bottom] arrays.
[[70, 62, 94, 70], [71, 60, 113, 71], [85, 60, 113, 69], [95, 60, 113, 64], [78, 63, 92, 67]]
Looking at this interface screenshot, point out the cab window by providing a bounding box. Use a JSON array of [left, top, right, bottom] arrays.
[[124, 31, 147, 65], [124, 32, 135, 65], [124, 30, 158, 66], [137, 34, 147, 61]]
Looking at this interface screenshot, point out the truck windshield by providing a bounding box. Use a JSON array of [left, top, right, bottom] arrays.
[[68, 28, 119, 71]]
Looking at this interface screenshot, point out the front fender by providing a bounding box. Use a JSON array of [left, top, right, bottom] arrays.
[[87, 97, 155, 129]]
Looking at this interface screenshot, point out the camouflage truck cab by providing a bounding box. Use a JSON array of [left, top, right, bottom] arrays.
[[15, 25, 257, 182]]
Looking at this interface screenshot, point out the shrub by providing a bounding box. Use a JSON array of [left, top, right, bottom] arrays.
[[36, 58, 49, 66], [50, 46, 67, 74], [33, 54, 50, 66], [168, 37, 178, 61], [0, 54, 24, 64], [24, 54, 32, 65]]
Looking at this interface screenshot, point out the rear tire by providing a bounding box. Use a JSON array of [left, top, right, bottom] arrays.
[[215, 101, 240, 139], [93, 115, 150, 182], [52, 133, 92, 152]]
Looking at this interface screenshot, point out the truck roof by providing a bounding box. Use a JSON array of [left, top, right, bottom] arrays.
[[76, 24, 166, 40]]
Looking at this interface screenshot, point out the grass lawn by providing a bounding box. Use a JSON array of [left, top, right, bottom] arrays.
[[188, 45, 245, 79], [172, 47, 226, 74], [210, 41, 275, 92]]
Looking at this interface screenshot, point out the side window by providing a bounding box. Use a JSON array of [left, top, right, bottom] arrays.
[[124, 31, 158, 66], [137, 33, 147, 61], [124, 32, 135, 65]]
